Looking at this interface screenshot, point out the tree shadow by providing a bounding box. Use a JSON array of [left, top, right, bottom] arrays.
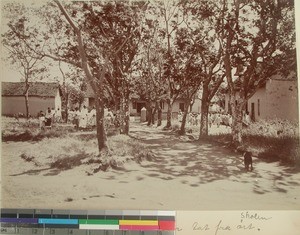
[[10, 167, 51, 176], [130, 126, 300, 193]]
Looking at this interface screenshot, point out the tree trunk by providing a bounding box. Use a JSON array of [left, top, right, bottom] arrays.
[[123, 92, 130, 135], [95, 95, 109, 153], [199, 87, 210, 138], [24, 92, 29, 119], [179, 99, 190, 135], [156, 100, 162, 127], [165, 98, 173, 128], [24, 83, 30, 119], [64, 92, 69, 123], [146, 101, 152, 126], [190, 96, 195, 112], [229, 94, 245, 147], [151, 105, 156, 125]]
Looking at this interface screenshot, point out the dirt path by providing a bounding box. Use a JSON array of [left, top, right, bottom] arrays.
[[1, 123, 300, 210]]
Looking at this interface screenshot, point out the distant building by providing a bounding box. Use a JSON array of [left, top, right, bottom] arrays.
[[129, 97, 201, 119], [1, 82, 62, 117], [83, 83, 202, 118], [224, 75, 298, 122]]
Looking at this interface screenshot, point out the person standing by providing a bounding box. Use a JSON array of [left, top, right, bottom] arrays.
[[45, 107, 52, 128], [208, 113, 213, 128], [39, 110, 45, 130], [80, 105, 88, 129], [55, 107, 62, 123], [244, 111, 251, 126], [74, 107, 80, 130], [89, 106, 96, 127], [215, 114, 221, 128]]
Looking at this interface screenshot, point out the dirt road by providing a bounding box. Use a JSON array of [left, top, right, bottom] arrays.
[[1, 123, 300, 210]]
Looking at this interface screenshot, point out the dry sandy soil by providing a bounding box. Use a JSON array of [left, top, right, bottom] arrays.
[[1, 122, 300, 210]]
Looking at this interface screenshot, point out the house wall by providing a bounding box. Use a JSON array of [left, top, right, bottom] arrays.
[[264, 80, 298, 122], [247, 87, 266, 121], [224, 79, 298, 122], [2, 96, 55, 117], [55, 90, 62, 111]]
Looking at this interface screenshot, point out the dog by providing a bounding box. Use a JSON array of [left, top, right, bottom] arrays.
[[243, 151, 253, 171]]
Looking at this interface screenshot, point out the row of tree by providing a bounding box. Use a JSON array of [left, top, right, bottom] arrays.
[[2, 0, 296, 154]]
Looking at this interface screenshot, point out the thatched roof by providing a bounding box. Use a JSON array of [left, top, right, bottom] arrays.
[[1, 82, 60, 97]]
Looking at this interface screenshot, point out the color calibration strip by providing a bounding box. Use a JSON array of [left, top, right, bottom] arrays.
[[0, 209, 175, 235]]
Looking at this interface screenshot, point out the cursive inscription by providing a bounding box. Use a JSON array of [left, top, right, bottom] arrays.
[[192, 222, 210, 231], [241, 211, 272, 221], [215, 220, 231, 235], [177, 211, 274, 235]]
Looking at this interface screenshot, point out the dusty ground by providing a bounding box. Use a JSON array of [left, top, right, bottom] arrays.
[[1, 122, 300, 210]]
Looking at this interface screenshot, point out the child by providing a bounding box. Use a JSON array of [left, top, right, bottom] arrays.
[[39, 110, 45, 130]]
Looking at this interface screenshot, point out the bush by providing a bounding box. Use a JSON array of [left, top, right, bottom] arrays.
[[50, 154, 88, 170], [243, 119, 299, 138], [240, 119, 300, 164], [2, 128, 68, 142]]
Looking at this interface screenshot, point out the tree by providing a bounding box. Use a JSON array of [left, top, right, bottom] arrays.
[[2, 3, 47, 119], [158, 0, 185, 128], [50, 0, 148, 151], [219, 0, 296, 146], [180, 0, 225, 137], [171, 27, 203, 135], [55, 64, 86, 121], [133, 15, 168, 126], [8, 0, 148, 152], [88, 1, 147, 134]]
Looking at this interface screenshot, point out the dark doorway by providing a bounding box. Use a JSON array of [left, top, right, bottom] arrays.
[[251, 102, 255, 121], [136, 102, 146, 115], [179, 103, 185, 112]]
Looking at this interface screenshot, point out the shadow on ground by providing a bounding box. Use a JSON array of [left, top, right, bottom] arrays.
[[129, 124, 300, 194]]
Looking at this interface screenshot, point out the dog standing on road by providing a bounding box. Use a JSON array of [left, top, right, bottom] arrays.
[[243, 151, 253, 171]]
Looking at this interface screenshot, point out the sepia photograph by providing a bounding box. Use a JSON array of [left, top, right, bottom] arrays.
[[1, 0, 299, 213]]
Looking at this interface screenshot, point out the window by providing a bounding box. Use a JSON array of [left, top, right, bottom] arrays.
[[258, 99, 260, 116]]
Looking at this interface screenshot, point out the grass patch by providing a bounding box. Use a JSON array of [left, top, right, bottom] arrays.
[[2, 116, 78, 142], [2, 128, 69, 142], [16, 130, 155, 174], [205, 132, 300, 165], [170, 118, 300, 166], [242, 135, 300, 164], [91, 135, 156, 173]]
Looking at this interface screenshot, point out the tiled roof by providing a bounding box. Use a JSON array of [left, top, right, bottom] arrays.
[[1, 82, 60, 97]]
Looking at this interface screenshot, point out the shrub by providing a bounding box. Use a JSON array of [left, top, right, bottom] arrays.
[[50, 154, 88, 170]]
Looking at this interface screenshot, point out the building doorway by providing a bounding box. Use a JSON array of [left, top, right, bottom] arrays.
[[136, 102, 146, 115], [251, 102, 255, 121]]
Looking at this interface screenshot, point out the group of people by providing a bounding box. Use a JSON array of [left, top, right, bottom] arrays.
[[178, 111, 236, 128], [67, 105, 94, 129], [38, 107, 62, 130], [68, 106, 115, 130], [178, 111, 201, 126], [208, 113, 232, 128]]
